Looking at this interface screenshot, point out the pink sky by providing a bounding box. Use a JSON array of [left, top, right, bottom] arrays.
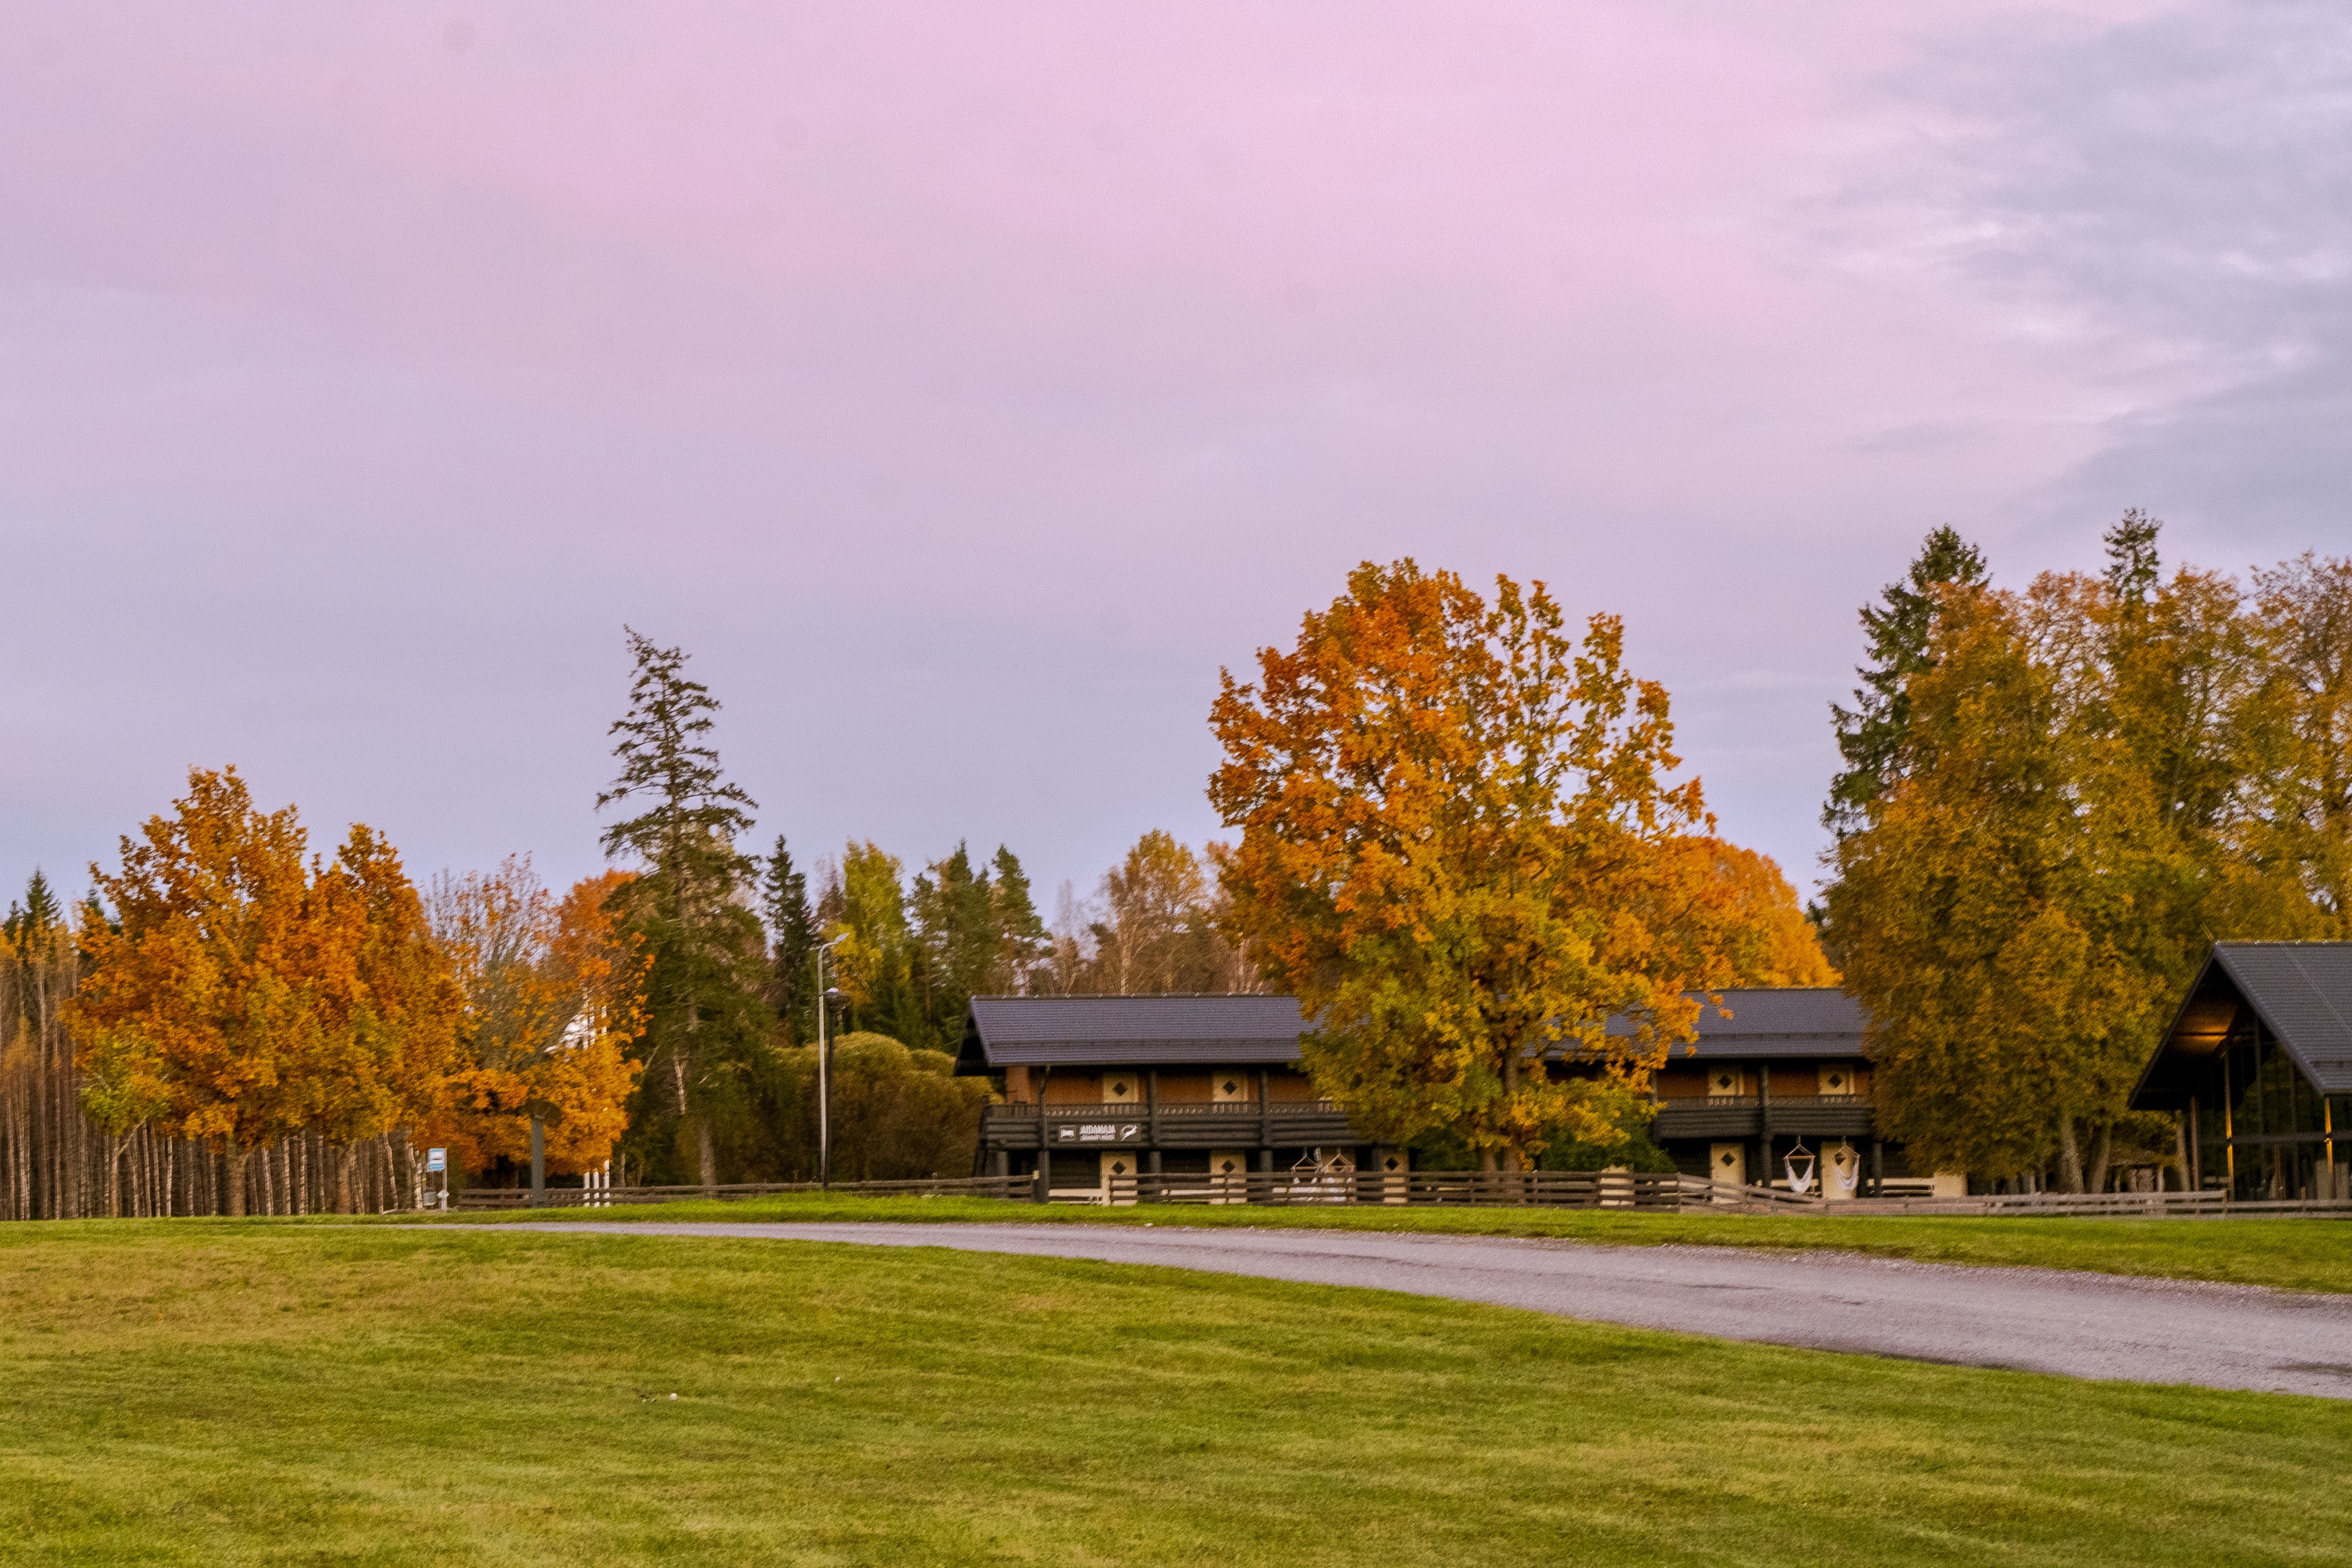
[[5, 1, 2342, 913]]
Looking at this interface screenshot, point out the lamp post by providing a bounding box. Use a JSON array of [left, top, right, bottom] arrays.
[[814, 937, 847, 1189]]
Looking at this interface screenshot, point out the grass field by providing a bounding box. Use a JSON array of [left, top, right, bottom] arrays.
[[6, 1221, 2352, 1565], [426, 1191, 2352, 1294]]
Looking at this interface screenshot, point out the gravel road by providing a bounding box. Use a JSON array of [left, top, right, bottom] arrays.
[[474, 1220, 2352, 1398]]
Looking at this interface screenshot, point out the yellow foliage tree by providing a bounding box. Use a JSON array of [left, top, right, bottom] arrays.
[[1209, 560, 1742, 1169], [426, 861, 645, 1177]]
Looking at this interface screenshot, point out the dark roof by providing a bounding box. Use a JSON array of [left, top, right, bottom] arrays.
[[2135, 943, 2352, 1106], [1658, 988, 1868, 1059], [955, 988, 1868, 1073], [957, 994, 1308, 1072]]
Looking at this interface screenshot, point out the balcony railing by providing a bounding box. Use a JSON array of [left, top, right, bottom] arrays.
[[978, 1098, 1360, 1150], [1650, 1094, 1877, 1139]]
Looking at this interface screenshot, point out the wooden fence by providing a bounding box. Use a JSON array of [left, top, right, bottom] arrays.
[[452, 1170, 2352, 1218]]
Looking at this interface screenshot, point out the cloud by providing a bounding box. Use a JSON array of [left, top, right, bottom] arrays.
[[1840, 0, 2352, 559]]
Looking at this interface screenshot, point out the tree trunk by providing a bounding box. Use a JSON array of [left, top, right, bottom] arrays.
[[223, 1145, 249, 1217], [2085, 1121, 2113, 1197], [2173, 1114, 2191, 1193], [2056, 1116, 2084, 1194], [335, 1144, 357, 1214], [697, 1119, 718, 1194]]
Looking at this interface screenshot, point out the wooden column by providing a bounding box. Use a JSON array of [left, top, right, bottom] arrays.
[[1147, 1068, 1160, 1151], [1034, 1066, 1053, 1203], [1259, 1068, 1272, 1153]]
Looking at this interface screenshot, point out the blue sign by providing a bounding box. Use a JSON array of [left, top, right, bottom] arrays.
[[425, 1148, 447, 1173]]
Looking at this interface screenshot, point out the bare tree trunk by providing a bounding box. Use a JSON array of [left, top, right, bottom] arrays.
[[698, 1120, 718, 1194], [335, 1144, 356, 1214], [2057, 1116, 2085, 1194], [223, 1145, 249, 1217], [2085, 1121, 2113, 1196]]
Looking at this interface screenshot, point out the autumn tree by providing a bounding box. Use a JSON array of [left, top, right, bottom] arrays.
[[1032, 831, 1260, 995], [2249, 552, 2352, 925], [311, 825, 466, 1209], [427, 859, 646, 1184], [824, 841, 927, 1045], [1824, 519, 2347, 1190], [1824, 526, 1989, 837], [1701, 840, 1839, 988], [598, 629, 770, 1190], [1209, 560, 1740, 1170], [2, 872, 89, 1218], [68, 768, 458, 1214]]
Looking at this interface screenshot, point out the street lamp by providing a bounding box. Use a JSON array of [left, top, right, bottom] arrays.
[[814, 937, 847, 1188]]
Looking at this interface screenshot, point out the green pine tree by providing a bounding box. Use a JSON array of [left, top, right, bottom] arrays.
[[598, 628, 771, 1190], [760, 836, 820, 1045], [989, 845, 1049, 993], [1824, 526, 1990, 837]]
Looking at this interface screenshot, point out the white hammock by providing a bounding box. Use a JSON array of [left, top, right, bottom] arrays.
[[1828, 1141, 1861, 1197], [1784, 1141, 1817, 1197]]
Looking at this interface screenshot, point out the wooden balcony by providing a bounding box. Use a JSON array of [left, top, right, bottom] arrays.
[[1650, 1094, 1877, 1141], [979, 1098, 1361, 1150]]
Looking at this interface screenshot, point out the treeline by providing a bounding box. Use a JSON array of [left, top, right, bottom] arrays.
[[1821, 519, 2351, 1190]]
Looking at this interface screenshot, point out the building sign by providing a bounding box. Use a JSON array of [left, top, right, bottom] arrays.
[[1056, 1122, 1141, 1144], [425, 1148, 447, 1173]]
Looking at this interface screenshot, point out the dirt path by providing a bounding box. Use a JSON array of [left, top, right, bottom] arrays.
[[470, 1220, 2352, 1397]]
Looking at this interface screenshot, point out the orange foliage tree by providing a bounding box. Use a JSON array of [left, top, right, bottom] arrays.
[[425, 859, 645, 1177], [68, 767, 460, 1214], [1209, 560, 1742, 1169], [1701, 840, 1839, 987]]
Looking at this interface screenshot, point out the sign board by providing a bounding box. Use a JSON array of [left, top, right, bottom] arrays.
[[1059, 1122, 1141, 1144], [425, 1148, 447, 1173]]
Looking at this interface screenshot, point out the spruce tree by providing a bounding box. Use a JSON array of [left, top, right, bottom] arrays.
[[911, 844, 996, 1048], [1823, 526, 1990, 837], [598, 628, 768, 1190], [760, 835, 819, 1044], [989, 845, 1049, 993]]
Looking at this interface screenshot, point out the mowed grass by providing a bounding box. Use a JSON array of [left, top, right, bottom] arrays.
[[5, 1224, 2352, 1566], [427, 1191, 2352, 1294]]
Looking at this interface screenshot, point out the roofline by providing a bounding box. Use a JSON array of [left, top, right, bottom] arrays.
[[2132, 947, 2225, 1106], [2211, 944, 2351, 1090]]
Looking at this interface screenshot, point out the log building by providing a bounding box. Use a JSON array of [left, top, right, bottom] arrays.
[[957, 989, 1937, 1198]]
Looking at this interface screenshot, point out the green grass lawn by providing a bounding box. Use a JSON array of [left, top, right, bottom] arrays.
[[424, 1190, 2352, 1294], [5, 1222, 2351, 1565]]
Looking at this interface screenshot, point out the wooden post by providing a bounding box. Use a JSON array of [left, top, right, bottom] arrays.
[[1258, 1068, 1272, 1155], [529, 1116, 545, 1208], [1033, 1066, 1053, 1202], [1146, 1068, 1160, 1152], [1869, 1138, 1883, 1198]]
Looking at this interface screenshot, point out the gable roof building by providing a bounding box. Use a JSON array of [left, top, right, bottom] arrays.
[[959, 988, 1909, 1198], [2130, 941, 2352, 1200]]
